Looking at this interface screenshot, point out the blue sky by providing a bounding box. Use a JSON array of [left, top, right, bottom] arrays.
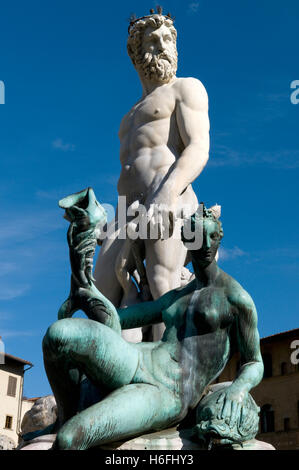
[[0, 0, 298, 397]]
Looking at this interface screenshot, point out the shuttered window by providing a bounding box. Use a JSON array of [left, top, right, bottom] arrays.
[[5, 416, 13, 429], [7, 376, 17, 397]]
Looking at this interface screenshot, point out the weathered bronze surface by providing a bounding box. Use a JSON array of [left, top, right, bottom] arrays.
[[39, 188, 264, 450]]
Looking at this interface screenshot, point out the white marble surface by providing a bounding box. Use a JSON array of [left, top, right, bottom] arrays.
[[94, 13, 211, 343], [19, 434, 56, 451]]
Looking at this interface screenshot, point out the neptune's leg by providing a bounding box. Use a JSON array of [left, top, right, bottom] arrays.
[[53, 383, 179, 450], [42, 318, 139, 426]]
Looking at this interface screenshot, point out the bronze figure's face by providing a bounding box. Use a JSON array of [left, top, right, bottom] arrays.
[[195, 218, 222, 267], [182, 212, 223, 267]]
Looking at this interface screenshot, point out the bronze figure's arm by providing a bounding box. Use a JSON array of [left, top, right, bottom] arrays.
[[214, 286, 264, 426], [117, 287, 180, 330]]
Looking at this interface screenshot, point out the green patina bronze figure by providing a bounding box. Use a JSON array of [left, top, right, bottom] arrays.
[[57, 188, 121, 333], [40, 187, 264, 450]]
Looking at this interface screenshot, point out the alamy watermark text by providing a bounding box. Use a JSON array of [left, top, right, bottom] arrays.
[[290, 80, 299, 105], [0, 81, 5, 104]]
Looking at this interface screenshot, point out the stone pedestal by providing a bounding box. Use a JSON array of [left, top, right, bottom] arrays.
[[18, 434, 56, 451], [18, 427, 275, 451], [101, 427, 275, 451]]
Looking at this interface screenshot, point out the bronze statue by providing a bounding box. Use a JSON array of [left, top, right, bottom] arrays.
[[39, 188, 263, 450]]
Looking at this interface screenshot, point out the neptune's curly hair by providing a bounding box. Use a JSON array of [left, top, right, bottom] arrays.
[[181, 204, 223, 244]]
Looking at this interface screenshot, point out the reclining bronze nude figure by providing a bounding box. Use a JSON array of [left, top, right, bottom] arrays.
[[38, 188, 263, 450]]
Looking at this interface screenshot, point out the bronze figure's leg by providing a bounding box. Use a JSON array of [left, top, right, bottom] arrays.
[[53, 383, 178, 450], [43, 318, 139, 427]]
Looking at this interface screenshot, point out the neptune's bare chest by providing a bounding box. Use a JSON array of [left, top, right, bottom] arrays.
[[119, 91, 176, 139]]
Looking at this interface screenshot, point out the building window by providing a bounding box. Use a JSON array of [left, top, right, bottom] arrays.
[[284, 418, 290, 432], [262, 354, 273, 378], [261, 404, 275, 433], [281, 362, 287, 375], [4, 416, 13, 429], [7, 375, 17, 397]]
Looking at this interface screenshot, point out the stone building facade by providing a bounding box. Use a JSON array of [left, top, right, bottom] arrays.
[[0, 353, 33, 447], [218, 328, 299, 450]]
